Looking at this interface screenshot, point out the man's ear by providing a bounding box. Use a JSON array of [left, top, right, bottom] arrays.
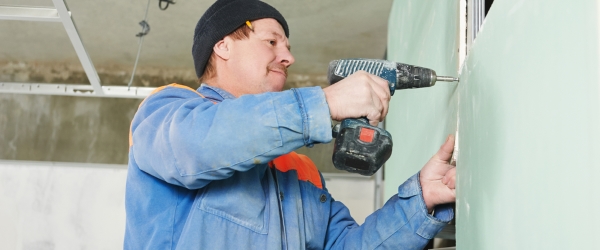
[[213, 38, 230, 60]]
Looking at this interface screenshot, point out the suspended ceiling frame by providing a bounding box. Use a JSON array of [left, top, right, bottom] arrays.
[[0, 0, 155, 99]]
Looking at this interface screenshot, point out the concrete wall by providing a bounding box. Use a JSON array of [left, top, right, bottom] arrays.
[[0, 94, 140, 163]]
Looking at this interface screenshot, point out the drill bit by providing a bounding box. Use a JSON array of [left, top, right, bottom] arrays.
[[436, 75, 459, 82]]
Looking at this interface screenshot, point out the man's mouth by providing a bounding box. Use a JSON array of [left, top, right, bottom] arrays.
[[268, 65, 288, 78]]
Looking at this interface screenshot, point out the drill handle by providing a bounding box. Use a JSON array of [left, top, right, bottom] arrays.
[[332, 117, 369, 138]]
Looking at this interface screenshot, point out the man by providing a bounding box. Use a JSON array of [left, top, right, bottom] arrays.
[[125, 0, 457, 249]]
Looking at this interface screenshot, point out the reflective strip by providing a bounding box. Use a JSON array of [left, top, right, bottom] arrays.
[[139, 83, 206, 107]]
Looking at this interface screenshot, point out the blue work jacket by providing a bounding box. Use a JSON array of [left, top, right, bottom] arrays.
[[124, 83, 453, 249]]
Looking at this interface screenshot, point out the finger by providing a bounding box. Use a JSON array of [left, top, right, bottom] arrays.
[[436, 134, 455, 162], [372, 90, 384, 122], [368, 119, 379, 127], [366, 73, 391, 97], [448, 189, 456, 201], [365, 74, 391, 120], [365, 85, 384, 126], [443, 167, 457, 189], [366, 95, 382, 126]]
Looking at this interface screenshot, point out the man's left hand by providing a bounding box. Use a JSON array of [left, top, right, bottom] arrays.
[[419, 135, 456, 213]]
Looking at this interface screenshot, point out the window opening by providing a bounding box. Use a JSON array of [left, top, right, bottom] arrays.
[[461, 0, 495, 69]]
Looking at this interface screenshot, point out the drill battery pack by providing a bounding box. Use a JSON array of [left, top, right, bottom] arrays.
[[332, 118, 393, 176]]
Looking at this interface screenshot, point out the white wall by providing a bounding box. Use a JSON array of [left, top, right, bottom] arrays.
[[0, 161, 126, 250], [322, 174, 377, 225]]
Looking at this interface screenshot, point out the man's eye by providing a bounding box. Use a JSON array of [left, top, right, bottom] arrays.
[[269, 40, 276, 46]]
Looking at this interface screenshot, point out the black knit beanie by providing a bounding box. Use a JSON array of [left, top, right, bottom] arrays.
[[192, 0, 289, 78]]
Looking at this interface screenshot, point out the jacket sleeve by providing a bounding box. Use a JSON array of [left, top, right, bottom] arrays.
[[130, 85, 332, 189], [324, 172, 454, 250]]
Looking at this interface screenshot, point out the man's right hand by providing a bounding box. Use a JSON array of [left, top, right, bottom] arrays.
[[322, 71, 391, 126]]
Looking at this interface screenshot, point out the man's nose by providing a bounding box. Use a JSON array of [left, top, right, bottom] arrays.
[[279, 48, 295, 67]]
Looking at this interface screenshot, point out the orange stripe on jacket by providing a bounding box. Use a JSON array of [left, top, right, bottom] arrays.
[[269, 152, 323, 189], [129, 83, 211, 147]]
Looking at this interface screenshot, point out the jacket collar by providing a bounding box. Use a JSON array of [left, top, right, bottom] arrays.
[[197, 83, 236, 102]]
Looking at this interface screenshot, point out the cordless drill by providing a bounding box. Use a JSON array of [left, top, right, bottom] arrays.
[[328, 58, 458, 176]]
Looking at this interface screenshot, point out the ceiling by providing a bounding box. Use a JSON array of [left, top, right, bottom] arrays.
[[0, 0, 393, 88]]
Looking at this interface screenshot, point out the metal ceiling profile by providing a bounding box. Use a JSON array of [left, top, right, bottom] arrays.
[[0, 0, 155, 99]]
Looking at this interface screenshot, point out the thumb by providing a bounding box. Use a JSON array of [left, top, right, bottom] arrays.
[[435, 134, 455, 162]]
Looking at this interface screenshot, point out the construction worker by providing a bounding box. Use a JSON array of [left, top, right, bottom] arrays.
[[124, 0, 456, 249]]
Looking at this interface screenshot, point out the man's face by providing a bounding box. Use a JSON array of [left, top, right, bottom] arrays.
[[226, 18, 294, 95]]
